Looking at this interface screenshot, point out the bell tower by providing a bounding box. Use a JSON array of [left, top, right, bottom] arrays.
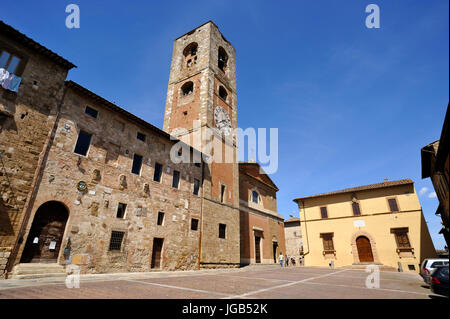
[[163, 21, 240, 267]]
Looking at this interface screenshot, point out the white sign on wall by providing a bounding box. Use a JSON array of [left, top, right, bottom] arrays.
[[354, 220, 366, 227]]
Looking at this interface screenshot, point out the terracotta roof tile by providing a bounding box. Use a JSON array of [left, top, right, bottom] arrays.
[[293, 179, 414, 202]]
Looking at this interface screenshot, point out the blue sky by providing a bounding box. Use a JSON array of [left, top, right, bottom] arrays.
[[1, 1, 448, 249]]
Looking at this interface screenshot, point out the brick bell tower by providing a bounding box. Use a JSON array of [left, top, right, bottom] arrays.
[[163, 21, 240, 267]]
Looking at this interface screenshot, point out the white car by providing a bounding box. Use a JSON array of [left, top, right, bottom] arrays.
[[420, 258, 449, 284]]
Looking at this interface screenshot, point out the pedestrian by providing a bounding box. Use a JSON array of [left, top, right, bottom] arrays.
[[279, 252, 284, 267], [291, 257, 296, 266], [285, 255, 289, 267]]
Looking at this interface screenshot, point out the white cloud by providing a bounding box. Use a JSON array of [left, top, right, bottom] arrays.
[[428, 192, 437, 198], [419, 187, 428, 195]]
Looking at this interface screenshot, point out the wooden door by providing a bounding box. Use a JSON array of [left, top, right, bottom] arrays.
[[255, 236, 261, 263], [151, 238, 164, 269], [356, 236, 374, 263], [20, 201, 68, 263]]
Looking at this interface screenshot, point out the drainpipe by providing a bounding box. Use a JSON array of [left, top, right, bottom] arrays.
[[197, 157, 204, 270], [5, 85, 68, 278], [301, 200, 310, 257]]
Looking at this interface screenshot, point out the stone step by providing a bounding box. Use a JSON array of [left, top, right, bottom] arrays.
[[344, 264, 398, 272], [9, 272, 67, 280], [9, 263, 66, 279]]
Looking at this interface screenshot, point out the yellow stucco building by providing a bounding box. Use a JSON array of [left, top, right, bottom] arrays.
[[293, 179, 437, 273]]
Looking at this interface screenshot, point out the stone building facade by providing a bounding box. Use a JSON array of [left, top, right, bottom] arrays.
[[421, 104, 449, 247], [293, 179, 437, 273], [0, 21, 75, 276], [239, 162, 285, 265], [0, 20, 261, 278], [284, 217, 303, 264]]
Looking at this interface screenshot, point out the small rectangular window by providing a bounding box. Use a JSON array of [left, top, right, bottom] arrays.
[[321, 233, 334, 251], [172, 170, 180, 188], [153, 163, 163, 182], [394, 231, 411, 248], [191, 218, 199, 231], [116, 203, 127, 219], [131, 154, 143, 175], [109, 231, 125, 251], [74, 130, 92, 156], [408, 265, 416, 271], [219, 223, 226, 239], [157, 212, 165, 226], [193, 178, 200, 196], [320, 207, 328, 219], [220, 184, 226, 203], [84, 106, 98, 119], [388, 198, 399, 212], [137, 132, 146, 142], [0, 50, 21, 74], [352, 202, 361, 216]]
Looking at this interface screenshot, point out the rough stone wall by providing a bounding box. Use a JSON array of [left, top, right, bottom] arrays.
[[0, 33, 69, 277], [284, 221, 302, 260], [15, 87, 203, 273]]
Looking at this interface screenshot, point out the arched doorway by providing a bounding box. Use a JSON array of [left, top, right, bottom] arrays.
[[356, 236, 374, 263], [20, 201, 69, 263]]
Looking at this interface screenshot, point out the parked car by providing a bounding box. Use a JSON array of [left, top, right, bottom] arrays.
[[430, 265, 449, 297], [420, 258, 449, 284]]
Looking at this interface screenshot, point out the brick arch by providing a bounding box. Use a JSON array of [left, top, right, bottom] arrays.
[[350, 230, 380, 264]]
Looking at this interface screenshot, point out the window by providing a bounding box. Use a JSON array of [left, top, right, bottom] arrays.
[[321, 233, 334, 252], [74, 130, 92, 156], [137, 132, 146, 142], [191, 218, 199, 231], [392, 228, 411, 248], [116, 203, 127, 219], [220, 184, 226, 203], [219, 223, 226, 239], [84, 106, 98, 119], [157, 212, 165, 226], [183, 42, 198, 68], [131, 154, 143, 175], [153, 163, 163, 182], [388, 198, 399, 212], [109, 231, 125, 251], [252, 191, 259, 204], [320, 206, 328, 219], [218, 47, 228, 72], [218, 86, 228, 101], [0, 50, 21, 74], [193, 178, 200, 196], [408, 265, 416, 271], [430, 261, 445, 268], [352, 202, 361, 216], [172, 170, 180, 188], [181, 81, 194, 96]]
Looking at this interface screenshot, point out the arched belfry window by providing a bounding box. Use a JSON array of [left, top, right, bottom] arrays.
[[218, 47, 228, 72], [218, 85, 228, 101], [183, 42, 198, 69], [252, 190, 259, 204], [181, 81, 194, 96]]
